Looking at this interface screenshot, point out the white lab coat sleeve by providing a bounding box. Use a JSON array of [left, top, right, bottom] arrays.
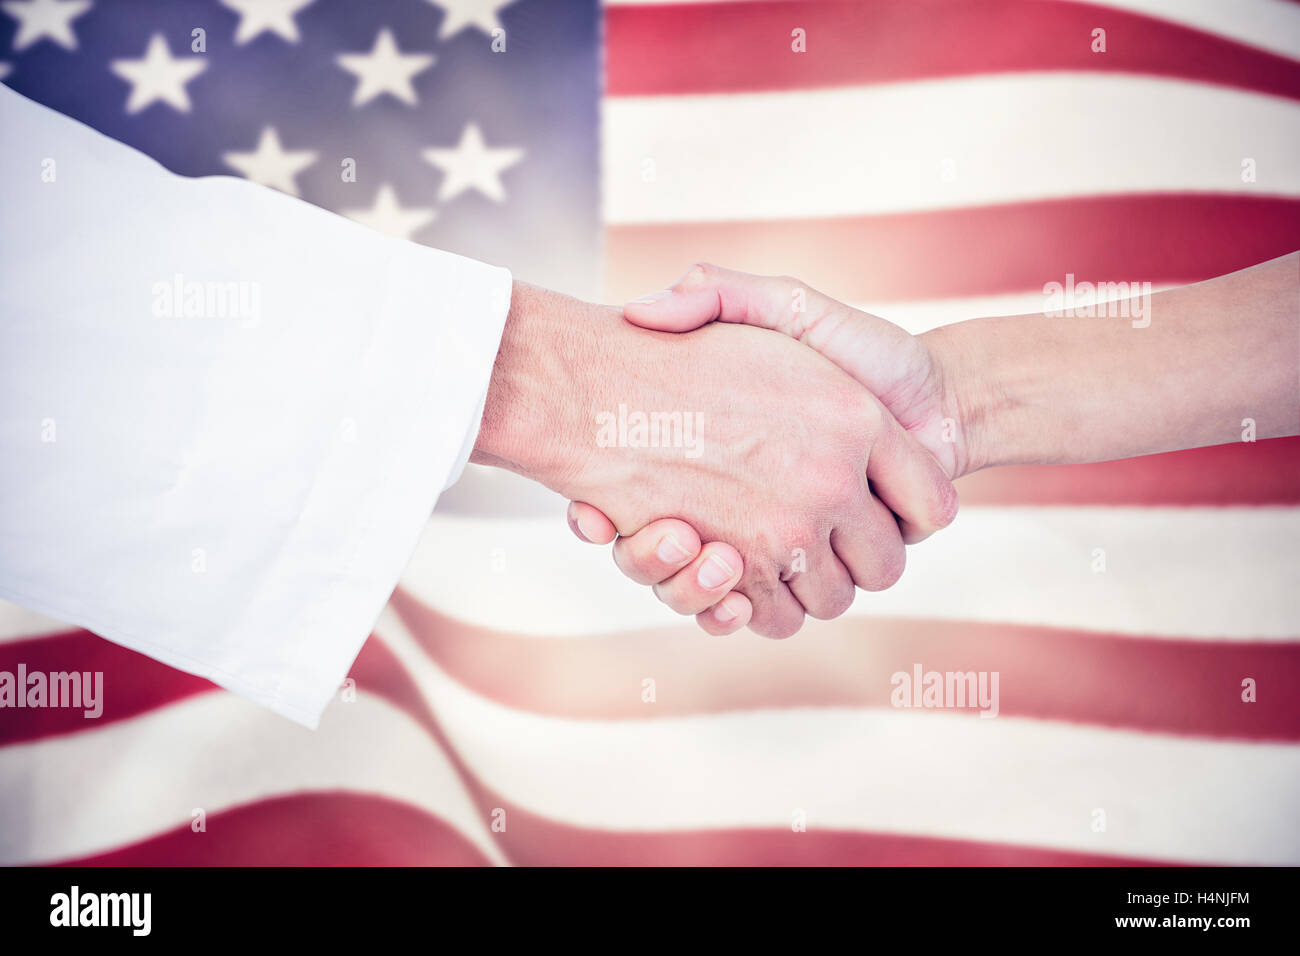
[[0, 85, 513, 727]]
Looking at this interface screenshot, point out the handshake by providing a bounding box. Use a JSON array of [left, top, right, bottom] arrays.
[[471, 255, 1298, 637]]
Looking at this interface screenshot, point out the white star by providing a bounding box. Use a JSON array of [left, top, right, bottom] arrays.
[[0, 62, 11, 81], [1, 0, 91, 51], [219, 0, 314, 45], [427, 0, 517, 40], [421, 123, 524, 203], [335, 28, 434, 108], [222, 126, 317, 196], [343, 184, 436, 241], [109, 34, 207, 114]]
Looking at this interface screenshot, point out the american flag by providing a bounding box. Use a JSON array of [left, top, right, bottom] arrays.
[[1, 0, 1298, 866]]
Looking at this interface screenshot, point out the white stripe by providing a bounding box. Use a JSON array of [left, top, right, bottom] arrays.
[[0, 689, 506, 866], [377, 610, 1300, 865], [604, 74, 1300, 223], [402, 507, 1300, 639], [603, 0, 1300, 65], [0, 601, 74, 643], [858, 284, 1179, 335]]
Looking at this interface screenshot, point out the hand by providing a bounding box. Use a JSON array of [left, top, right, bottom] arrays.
[[623, 263, 974, 481], [473, 281, 958, 638], [567, 263, 972, 633]]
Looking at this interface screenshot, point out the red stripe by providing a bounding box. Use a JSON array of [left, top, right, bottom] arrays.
[[389, 590, 1300, 742], [0, 631, 215, 744], [956, 437, 1300, 506], [0, 629, 431, 746], [607, 0, 1300, 102], [604, 195, 1300, 304], [345, 630, 442, 739], [47, 790, 1181, 867], [51, 792, 491, 866]]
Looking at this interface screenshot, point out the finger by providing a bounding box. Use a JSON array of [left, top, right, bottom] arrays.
[[899, 516, 939, 546], [612, 519, 703, 586], [695, 592, 753, 636], [737, 566, 807, 639], [652, 541, 744, 616], [785, 544, 856, 620], [566, 501, 619, 545], [864, 404, 959, 538], [830, 493, 908, 592]]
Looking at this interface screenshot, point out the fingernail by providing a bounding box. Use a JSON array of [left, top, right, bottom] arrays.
[[713, 598, 738, 623], [626, 289, 672, 307], [656, 533, 691, 563], [697, 554, 734, 590], [575, 510, 602, 543]]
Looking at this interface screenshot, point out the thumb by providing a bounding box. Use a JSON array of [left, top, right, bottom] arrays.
[[866, 406, 960, 542], [566, 501, 619, 544], [623, 285, 723, 333], [624, 262, 856, 346], [623, 262, 813, 336]]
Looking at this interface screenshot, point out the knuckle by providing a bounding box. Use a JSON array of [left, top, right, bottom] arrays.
[[864, 543, 906, 592], [933, 478, 960, 529], [767, 611, 805, 640], [840, 385, 880, 436], [740, 563, 781, 602], [678, 262, 716, 290], [813, 465, 864, 516], [812, 584, 855, 620]]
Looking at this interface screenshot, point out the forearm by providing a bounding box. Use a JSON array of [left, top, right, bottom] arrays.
[[926, 252, 1300, 472]]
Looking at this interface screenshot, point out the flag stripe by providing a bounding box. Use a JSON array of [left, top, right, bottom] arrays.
[[0, 691, 502, 866], [400, 508, 1300, 639], [953, 440, 1300, 506], [377, 612, 1300, 865], [1053, 0, 1300, 61], [6, 626, 1184, 869], [603, 75, 1300, 225], [389, 589, 1300, 741], [0, 603, 75, 644], [464, 802, 1181, 867], [607, 0, 1300, 101], [0, 630, 215, 743], [0, 623, 439, 745], [603, 0, 1300, 65], [604, 196, 1300, 303], [52, 793, 493, 867]]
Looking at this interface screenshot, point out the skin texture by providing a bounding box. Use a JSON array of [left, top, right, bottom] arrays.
[[470, 281, 957, 639], [573, 253, 1300, 634]]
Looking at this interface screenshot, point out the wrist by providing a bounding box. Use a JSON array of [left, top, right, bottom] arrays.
[[920, 318, 1011, 477], [471, 282, 619, 491], [923, 311, 1077, 475]]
